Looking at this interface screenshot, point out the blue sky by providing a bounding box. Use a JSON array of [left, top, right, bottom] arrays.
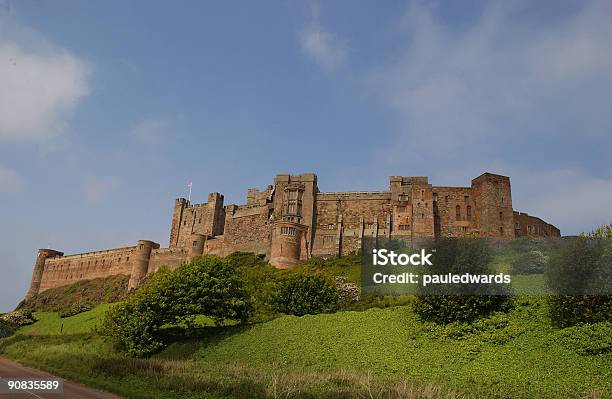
[[1, 0, 612, 311]]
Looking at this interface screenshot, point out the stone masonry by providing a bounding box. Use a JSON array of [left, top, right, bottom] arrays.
[[25, 172, 560, 298]]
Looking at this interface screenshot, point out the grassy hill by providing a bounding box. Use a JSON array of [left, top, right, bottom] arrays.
[[2, 298, 610, 399], [22, 275, 129, 312]]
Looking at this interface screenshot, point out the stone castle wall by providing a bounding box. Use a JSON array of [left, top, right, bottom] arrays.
[[26, 172, 561, 297]]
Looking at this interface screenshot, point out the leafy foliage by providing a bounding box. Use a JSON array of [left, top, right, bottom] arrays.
[[101, 257, 251, 357], [273, 272, 338, 316], [225, 252, 281, 321], [59, 302, 94, 318], [510, 250, 547, 274], [0, 318, 16, 338], [413, 238, 513, 324], [1, 309, 36, 326], [545, 238, 612, 327]]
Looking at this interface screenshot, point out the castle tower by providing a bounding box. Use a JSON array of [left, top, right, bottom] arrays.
[[188, 234, 206, 260], [169, 198, 188, 247], [26, 249, 64, 300], [270, 221, 307, 268], [471, 173, 514, 237], [128, 240, 160, 291]]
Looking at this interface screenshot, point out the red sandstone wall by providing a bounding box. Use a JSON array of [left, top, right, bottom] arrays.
[[39, 246, 136, 292], [513, 211, 561, 237]]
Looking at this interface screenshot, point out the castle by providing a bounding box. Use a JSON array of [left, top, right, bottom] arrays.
[[26, 172, 560, 298]]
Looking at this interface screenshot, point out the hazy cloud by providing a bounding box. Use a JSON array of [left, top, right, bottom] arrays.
[[369, 0, 612, 153], [299, 5, 347, 73], [0, 165, 24, 192], [0, 20, 90, 141]]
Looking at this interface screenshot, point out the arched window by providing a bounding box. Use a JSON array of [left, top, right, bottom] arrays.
[[466, 206, 472, 221], [456, 205, 461, 221]]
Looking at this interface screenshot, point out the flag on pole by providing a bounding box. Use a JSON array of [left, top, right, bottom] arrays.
[[187, 181, 192, 201]]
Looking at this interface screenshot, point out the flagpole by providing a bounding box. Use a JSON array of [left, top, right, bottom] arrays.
[[188, 182, 192, 202]]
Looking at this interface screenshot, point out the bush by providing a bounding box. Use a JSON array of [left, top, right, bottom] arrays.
[[510, 250, 547, 274], [545, 238, 612, 327], [101, 257, 251, 357], [413, 238, 513, 324], [1, 310, 36, 326], [557, 322, 612, 355], [335, 276, 360, 306], [0, 319, 16, 338], [225, 252, 281, 321], [59, 302, 94, 318], [273, 272, 338, 316]]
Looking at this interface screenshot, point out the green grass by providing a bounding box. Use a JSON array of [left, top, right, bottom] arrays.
[[18, 303, 117, 335], [1, 298, 610, 399]]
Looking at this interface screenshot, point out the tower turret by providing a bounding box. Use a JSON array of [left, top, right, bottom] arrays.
[[26, 249, 63, 300], [128, 240, 160, 291]]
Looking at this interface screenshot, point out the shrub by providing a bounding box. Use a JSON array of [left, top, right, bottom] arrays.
[[1, 310, 36, 326], [413, 238, 513, 324], [557, 322, 612, 355], [59, 302, 94, 318], [273, 272, 338, 316], [335, 276, 360, 307], [101, 257, 251, 357], [545, 238, 612, 327], [510, 250, 547, 274], [225, 252, 281, 321], [0, 319, 16, 338]]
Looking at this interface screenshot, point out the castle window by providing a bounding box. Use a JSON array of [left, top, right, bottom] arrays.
[[464, 195, 469, 204], [280, 226, 296, 236], [366, 223, 375, 230], [183, 220, 187, 226], [500, 227, 504, 235], [445, 195, 449, 204], [327, 224, 334, 229], [398, 224, 410, 231], [456, 205, 461, 221], [515, 222, 520, 229], [198, 217, 202, 224], [323, 235, 335, 248], [433, 193, 438, 202], [421, 190, 424, 200], [499, 211, 503, 221], [399, 194, 409, 202], [126, 256, 130, 262], [462, 226, 467, 233], [421, 213, 424, 218], [466, 206, 472, 221]]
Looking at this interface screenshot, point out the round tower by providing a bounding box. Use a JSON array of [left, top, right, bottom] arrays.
[[26, 249, 64, 300], [270, 221, 307, 269], [188, 234, 206, 260], [128, 240, 160, 291]]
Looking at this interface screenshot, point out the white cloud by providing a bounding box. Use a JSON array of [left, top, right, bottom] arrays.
[[0, 20, 90, 141], [83, 178, 119, 205], [369, 0, 612, 154], [0, 165, 24, 192], [129, 117, 170, 145], [299, 5, 347, 73]]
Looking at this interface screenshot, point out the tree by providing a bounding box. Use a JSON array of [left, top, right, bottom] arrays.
[[101, 257, 251, 357]]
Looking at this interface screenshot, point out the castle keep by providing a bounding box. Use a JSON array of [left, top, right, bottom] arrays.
[[26, 172, 560, 298]]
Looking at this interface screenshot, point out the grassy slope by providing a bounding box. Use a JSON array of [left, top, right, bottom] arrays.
[[18, 303, 116, 335], [2, 301, 610, 399]]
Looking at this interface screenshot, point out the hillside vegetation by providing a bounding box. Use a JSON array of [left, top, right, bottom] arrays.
[[2, 298, 610, 399], [22, 275, 129, 312]]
